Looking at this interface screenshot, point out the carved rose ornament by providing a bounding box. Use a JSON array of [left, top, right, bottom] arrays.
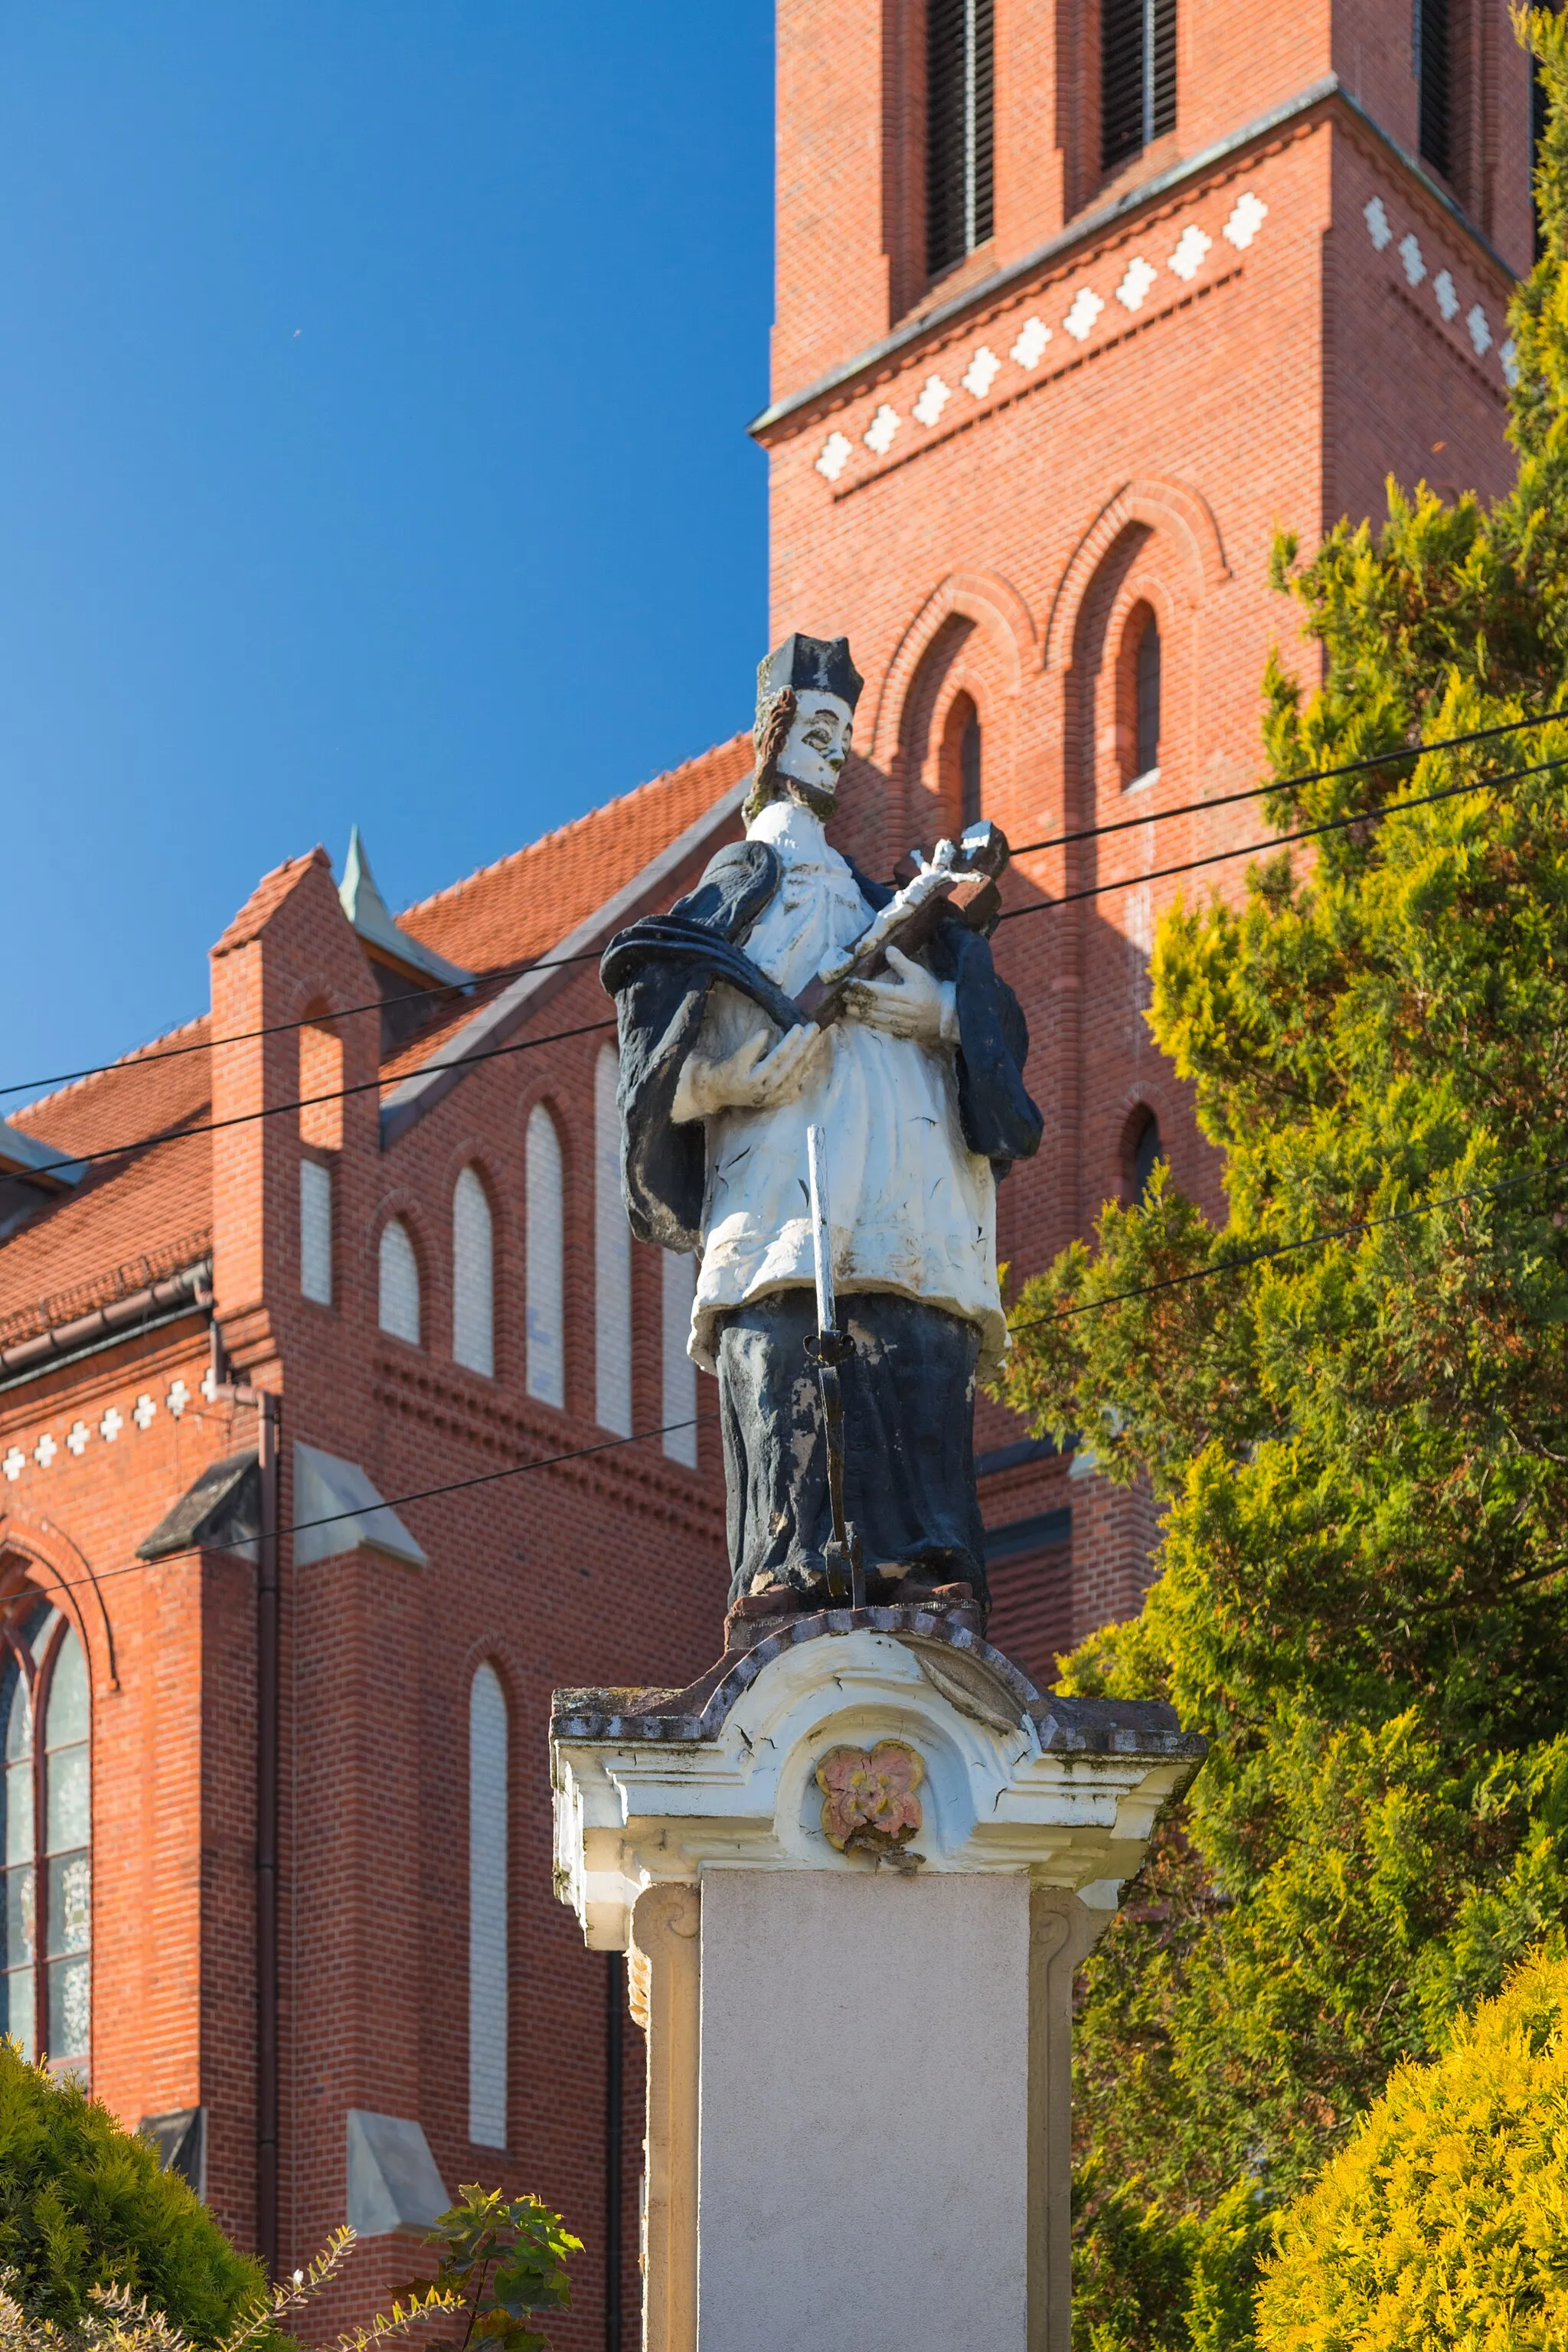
[[815, 1740, 925, 1870]]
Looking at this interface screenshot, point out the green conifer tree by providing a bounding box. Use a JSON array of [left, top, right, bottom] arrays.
[[995, 15, 1568, 2343]]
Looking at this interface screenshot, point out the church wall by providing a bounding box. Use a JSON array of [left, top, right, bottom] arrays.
[[762, 60, 1523, 1642]]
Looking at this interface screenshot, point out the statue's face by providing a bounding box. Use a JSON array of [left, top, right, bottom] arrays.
[[777, 691, 854, 801]]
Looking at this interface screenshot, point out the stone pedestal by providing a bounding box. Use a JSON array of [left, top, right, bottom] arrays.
[[551, 1600, 1204, 2352]]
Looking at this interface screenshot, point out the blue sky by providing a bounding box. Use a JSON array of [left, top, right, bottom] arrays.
[[0, 4, 774, 1095]]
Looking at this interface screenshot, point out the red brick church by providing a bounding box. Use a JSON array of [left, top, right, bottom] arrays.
[[0, 1, 1528, 2341]]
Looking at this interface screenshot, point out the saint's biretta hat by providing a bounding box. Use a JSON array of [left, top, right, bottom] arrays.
[[756, 633, 864, 714]]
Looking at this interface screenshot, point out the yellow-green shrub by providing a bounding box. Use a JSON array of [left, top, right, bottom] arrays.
[[1256, 1944, 1568, 2349]]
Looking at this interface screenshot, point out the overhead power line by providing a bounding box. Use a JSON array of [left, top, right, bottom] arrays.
[[8, 711, 1562, 1107], [1004, 706, 1564, 861], [995, 750, 1568, 926], [15, 1014, 618, 1184], [15, 746, 1568, 1184], [12, 1157, 1563, 1613], [1008, 1158, 1567, 1331]]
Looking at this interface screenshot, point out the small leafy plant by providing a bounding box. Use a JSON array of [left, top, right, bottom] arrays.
[[414, 2190, 581, 2352]]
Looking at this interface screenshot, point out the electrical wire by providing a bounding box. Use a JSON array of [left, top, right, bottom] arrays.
[[8, 710, 1562, 1106], [1007, 1158, 1566, 1331], [0, 943, 608, 1103], [995, 750, 1568, 925], [2, 1412, 717, 1597], [25, 745, 1554, 1183], [14, 1014, 617, 1184], [10, 1157, 1563, 1609], [1003, 706, 1565, 861]]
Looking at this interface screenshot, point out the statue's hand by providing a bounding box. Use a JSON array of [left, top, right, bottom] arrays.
[[671, 1023, 827, 1120], [843, 947, 957, 1045]]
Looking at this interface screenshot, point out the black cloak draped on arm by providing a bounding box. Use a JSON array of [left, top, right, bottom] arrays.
[[599, 836, 1043, 1255]]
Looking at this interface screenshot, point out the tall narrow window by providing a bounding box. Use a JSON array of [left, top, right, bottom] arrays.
[[595, 1047, 632, 1436], [299, 1004, 343, 1152], [1102, 0, 1178, 175], [1135, 618, 1161, 777], [378, 1218, 421, 1346], [453, 1168, 495, 1377], [525, 1106, 565, 1409], [299, 1160, 332, 1305], [662, 1254, 697, 1468], [0, 1606, 89, 2076], [468, 1662, 508, 2149], [1129, 1106, 1165, 1203], [926, 0, 995, 279], [44, 1633, 89, 2072], [961, 709, 983, 826], [1416, 0, 1452, 179]]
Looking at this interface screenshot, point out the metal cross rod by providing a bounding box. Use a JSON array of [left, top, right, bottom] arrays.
[[804, 1124, 864, 1609]]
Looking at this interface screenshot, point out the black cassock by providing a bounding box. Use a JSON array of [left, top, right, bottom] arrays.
[[600, 835, 1041, 1607]]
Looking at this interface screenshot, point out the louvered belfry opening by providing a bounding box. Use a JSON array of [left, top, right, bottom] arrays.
[[1102, 0, 1177, 176], [1417, 0, 1452, 178], [926, 0, 995, 281]]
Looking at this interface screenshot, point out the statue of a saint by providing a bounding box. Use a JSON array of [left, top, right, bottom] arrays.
[[602, 635, 1040, 1610]]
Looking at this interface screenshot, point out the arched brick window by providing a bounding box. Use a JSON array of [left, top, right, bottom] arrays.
[[939, 692, 984, 831], [0, 1603, 90, 2076], [525, 1107, 565, 1408], [1120, 603, 1161, 786], [453, 1168, 495, 1377], [1124, 1104, 1165, 1203], [594, 1046, 632, 1436], [298, 1002, 341, 1306], [377, 1218, 421, 1347], [662, 1253, 697, 1467], [468, 1661, 508, 2148]]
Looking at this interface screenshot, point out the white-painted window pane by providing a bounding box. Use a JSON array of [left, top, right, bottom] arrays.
[[377, 1219, 421, 1346], [525, 1108, 564, 1408], [662, 1253, 697, 1466], [594, 1047, 632, 1435], [300, 1160, 332, 1305], [469, 1662, 508, 2148], [44, 1628, 89, 2068], [453, 1169, 495, 1377]]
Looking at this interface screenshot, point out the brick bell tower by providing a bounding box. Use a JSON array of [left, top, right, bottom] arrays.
[[751, 0, 1532, 1661]]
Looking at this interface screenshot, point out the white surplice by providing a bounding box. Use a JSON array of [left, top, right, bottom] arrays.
[[681, 797, 1007, 1377]]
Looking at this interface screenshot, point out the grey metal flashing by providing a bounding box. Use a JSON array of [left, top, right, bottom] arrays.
[[0, 1259, 211, 1393], [0, 1117, 83, 1188], [138, 1450, 260, 1562], [551, 1606, 1207, 1759], [379, 772, 750, 1148], [749, 72, 1513, 441]]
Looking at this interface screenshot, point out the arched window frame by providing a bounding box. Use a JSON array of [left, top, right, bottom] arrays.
[[452, 1166, 496, 1378], [938, 689, 985, 833], [1122, 1102, 1165, 1204], [468, 1658, 508, 2149], [594, 1047, 632, 1436], [524, 1105, 566, 1410], [0, 1598, 90, 2077], [1119, 601, 1162, 789], [377, 1216, 422, 1348]]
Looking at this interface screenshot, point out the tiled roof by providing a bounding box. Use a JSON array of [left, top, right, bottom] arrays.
[[0, 1130, 211, 1341], [0, 736, 750, 1339], [11, 1018, 212, 1160], [213, 848, 332, 956], [398, 733, 752, 975]]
